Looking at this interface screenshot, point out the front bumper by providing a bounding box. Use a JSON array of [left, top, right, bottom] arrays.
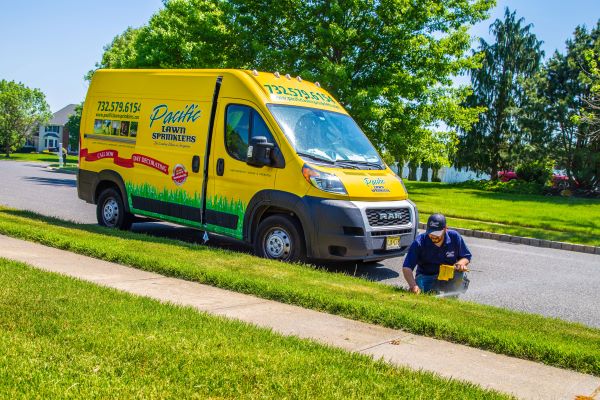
[[302, 197, 418, 261]]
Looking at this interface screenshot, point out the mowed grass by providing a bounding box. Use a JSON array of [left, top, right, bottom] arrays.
[[0, 208, 599, 376], [0, 258, 508, 399], [1, 151, 78, 164], [405, 181, 600, 246]]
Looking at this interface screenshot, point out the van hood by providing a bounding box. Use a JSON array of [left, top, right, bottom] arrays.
[[318, 166, 408, 200]]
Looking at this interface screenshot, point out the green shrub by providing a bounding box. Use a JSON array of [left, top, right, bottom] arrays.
[[452, 179, 544, 194], [516, 160, 553, 185]]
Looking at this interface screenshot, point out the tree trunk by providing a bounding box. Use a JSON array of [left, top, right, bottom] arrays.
[[432, 167, 440, 182], [490, 165, 499, 181], [420, 162, 429, 182], [408, 161, 418, 181]]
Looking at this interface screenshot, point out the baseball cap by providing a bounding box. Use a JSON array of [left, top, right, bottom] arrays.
[[426, 213, 446, 236]]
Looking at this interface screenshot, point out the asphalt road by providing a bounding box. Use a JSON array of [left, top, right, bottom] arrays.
[[1, 160, 599, 328]]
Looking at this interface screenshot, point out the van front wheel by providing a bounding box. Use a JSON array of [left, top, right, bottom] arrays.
[[255, 215, 306, 262], [96, 188, 133, 230]]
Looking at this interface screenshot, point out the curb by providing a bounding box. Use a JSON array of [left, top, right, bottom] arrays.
[[417, 222, 600, 255]]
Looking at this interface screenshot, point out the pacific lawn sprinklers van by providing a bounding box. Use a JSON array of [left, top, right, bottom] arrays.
[[77, 69, 418, 262]]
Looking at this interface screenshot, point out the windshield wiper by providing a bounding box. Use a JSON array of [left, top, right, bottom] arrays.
[[336, 160, 384, 170], [296, 151, 336, 165]]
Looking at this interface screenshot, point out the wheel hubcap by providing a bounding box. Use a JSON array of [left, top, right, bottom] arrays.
[[103, 198, 119, 226], [264, 228, 291, 259]]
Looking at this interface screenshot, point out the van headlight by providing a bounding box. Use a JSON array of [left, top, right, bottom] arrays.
[[302, 164, 347, 195]]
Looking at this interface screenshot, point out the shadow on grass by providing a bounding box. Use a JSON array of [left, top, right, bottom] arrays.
[[316, 260, 400, 282], [468, 190, 600, 206]]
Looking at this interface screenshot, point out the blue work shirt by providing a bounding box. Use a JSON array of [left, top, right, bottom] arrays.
[[402, 229, 472, 276]]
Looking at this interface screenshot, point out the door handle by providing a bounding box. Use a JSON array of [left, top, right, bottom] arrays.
[[216, 158, 225, 176], [192, 155, 200, 173]]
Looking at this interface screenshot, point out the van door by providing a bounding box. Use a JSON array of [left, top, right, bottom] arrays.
[[127, 75, 220, 227], [205, 99, 278, 239]]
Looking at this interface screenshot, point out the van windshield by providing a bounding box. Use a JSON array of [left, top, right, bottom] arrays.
[[267, 104, 383, 169]]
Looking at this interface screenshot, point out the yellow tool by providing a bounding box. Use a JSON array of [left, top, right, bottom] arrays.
[[437, 264, 456, 281]]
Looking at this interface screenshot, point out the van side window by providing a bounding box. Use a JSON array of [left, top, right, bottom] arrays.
[[225, 105, 251, 160], [225, 104, 274, 161], [252, 111, 274, 142]]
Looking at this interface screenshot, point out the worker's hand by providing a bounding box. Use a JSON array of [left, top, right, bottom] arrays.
[[454, 260, 469, 272], [409, 285, 421, 295]]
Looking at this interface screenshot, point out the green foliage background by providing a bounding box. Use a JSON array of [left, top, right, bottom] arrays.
[[0, 80, 51, 156], [64, 103, 83, 151], [460, 10, 599, 189], [458, 9, 544, 178], [90, 0, 495, 169]]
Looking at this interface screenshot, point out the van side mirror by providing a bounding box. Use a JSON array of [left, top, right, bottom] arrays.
[[247, 136, 274, 167]]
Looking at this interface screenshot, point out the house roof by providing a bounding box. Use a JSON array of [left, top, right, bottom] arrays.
[[48, 104, 77, 126]]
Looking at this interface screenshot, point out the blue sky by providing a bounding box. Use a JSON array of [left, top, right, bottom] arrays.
[[0, 0, 598, 112]]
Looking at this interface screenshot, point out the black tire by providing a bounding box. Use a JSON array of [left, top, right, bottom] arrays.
[[96, 188, 133, 230], [254, 215, 306, 262]]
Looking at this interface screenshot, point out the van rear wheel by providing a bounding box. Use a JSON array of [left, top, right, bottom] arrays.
[[96, 188, 133, 230], [255, 215, 306, 263]]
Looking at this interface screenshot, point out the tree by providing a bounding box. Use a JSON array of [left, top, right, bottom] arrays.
[[577, 25, 600, 144], [0, 80, 51, 157], [458, 8, 544, 178], [531, 22, 600, 189], [92, 0, 493, 169], [65, 103, 83, 151]]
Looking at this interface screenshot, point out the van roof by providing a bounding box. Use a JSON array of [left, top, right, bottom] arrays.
[[89, 69, 346, 114]]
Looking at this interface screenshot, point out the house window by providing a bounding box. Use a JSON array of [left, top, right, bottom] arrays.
[[45, 125, 60, 133], [43, 132, 59, 149]]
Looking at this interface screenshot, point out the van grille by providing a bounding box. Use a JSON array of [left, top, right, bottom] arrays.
[[366, 208, 411, 227]]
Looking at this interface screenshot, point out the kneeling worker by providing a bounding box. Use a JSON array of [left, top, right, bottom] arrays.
[[402, 213, 472, 294]]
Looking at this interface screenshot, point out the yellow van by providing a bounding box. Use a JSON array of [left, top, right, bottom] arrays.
[[77, 69, 418, 262]]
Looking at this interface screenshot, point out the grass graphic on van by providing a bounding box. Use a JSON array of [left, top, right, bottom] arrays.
[[206, 195, 246, 239], [125, 182, 202, 207], [125, 182, 245, 237], [125, 182, 203, 227]]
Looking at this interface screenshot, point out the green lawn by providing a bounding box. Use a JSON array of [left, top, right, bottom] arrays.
[[1, 207, 599, 376], [1, 151, 78, 164], [0, 258, 507, 399], [406, 181, 600, 246]]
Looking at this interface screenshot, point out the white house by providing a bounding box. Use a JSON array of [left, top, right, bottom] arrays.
[[26, 104, 77, 152]]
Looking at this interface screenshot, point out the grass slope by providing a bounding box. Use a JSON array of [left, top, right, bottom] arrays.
[[0, 207, 599, 376], [0, 258, 508, 399], [406, 181, 600, 246]]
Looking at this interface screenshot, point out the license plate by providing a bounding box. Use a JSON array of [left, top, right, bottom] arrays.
[[385, 235, 401, 250]]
